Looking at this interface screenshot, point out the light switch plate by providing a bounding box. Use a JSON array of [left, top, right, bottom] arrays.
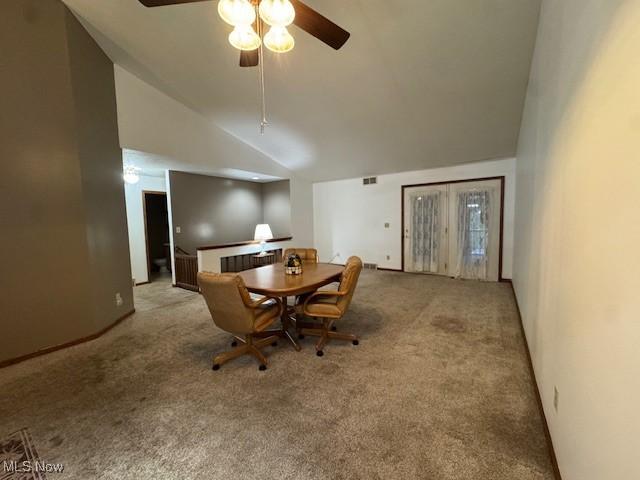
[[176, 226, 181, 233]]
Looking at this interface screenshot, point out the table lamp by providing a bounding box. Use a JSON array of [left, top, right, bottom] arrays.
[[254, 223, 273, 256]]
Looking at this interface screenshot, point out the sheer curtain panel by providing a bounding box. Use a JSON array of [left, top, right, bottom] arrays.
[[411, 193, 440, 272], [454, 189, 492, 280]]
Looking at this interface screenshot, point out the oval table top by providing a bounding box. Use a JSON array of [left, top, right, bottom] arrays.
[[238, 263, 344, 296]]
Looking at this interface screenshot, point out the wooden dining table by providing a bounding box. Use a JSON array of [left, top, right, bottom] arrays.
[[238, 262, 344, 350]]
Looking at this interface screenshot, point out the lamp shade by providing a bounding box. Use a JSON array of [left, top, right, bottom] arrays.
[[254, 224, 273, 242], [258, 0, 295, 27], [229, 24, 261, 51], [264, 26, 295, 53], [218, 0, 255, 26]]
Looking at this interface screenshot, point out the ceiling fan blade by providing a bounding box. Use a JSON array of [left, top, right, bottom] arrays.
[[240, 49, 259, 67], [290, 0, 350, 50], [138, 0, 211, 7]]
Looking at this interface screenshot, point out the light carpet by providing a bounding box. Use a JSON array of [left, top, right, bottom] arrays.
[[0, 271, 554, 479]]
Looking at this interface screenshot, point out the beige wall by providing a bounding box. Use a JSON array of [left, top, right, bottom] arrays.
[[513, 1, 640, 479], [0, 0, 133, 363]]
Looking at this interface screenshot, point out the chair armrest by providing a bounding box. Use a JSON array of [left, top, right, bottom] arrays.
[[303, 289, 346, 309], [247, 295, 282, 310]]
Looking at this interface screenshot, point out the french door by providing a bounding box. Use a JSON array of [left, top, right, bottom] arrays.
[[403, 179, 502, 281], [403, 185, 448, 275]]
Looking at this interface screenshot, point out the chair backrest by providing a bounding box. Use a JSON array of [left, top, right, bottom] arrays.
[[336, 256, 363, 314], [283, 247, 319, 263], [197, 272, 255, 335]]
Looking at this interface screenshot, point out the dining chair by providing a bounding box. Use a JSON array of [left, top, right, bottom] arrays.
[[197, 272, 282, 371], [295, 256, 363, 356], [283, 247, 320, 309], [283, 247, 319, 263]]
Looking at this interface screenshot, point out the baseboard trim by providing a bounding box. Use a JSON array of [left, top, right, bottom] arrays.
[[377, 267, 403, 272], [135, 281, 150, 286], [0, 308, 136, 369], [508, 283, 562, 480]]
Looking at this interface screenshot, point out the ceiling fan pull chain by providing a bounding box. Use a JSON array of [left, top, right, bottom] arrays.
[[257, 9, 268, 134]]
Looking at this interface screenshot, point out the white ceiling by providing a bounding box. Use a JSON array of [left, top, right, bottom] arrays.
[[122, 149, 284, 182], [63, 0, 541, 182]]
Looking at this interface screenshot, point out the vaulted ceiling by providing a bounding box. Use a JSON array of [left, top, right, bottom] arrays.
[[62, 0, 541, 181]]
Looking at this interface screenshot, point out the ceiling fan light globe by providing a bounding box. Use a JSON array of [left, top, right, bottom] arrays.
[[229, 24, 262, 51], [218, 0, 255, 26], [258, 0, 295, 27], [264, 25, 295, 53]]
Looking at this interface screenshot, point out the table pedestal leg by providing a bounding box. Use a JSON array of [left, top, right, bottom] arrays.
[[253, 297, 301, 351], [280, 296, 302, 351]]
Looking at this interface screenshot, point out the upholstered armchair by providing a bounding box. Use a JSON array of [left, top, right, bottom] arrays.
[[295, 256, 363, 356], [283, 247, 319, 263], [198, 272, 283, 371], [283, 248, 320, 309]]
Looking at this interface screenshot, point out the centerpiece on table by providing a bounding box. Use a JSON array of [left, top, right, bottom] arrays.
[[284, 252, 303, 275]]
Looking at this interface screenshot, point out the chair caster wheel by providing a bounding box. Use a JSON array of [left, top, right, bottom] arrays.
[[231, 341, 238, 347], [271, 341, 278, 347], [298, 334, 305, 339], [259, 364, 267, 371], [331, 326, 337, 331], [316, 350, 324, 357], [212, 364, 220, 371], [352, 340, 359, 346]]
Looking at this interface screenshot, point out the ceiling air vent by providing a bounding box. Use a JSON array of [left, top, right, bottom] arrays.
[[363, 176, 377, 185]]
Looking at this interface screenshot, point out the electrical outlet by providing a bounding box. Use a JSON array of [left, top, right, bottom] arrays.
[[384, 222, 390, 228], [115, 292, 123, 307], [176, 226, 181, 234], [553, 387, 559, 412], [386, 255, 390, 260]]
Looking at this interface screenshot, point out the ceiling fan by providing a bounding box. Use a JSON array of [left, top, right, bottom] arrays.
[[138, 0, 350, 66], [139, 0, 350, 133]]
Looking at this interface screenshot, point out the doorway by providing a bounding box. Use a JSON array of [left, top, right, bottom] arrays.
[[402, 177, 504, 281], [143, 191, 170, 283]]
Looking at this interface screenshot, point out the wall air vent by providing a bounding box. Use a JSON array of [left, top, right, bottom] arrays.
[[363, 263, 378, 270], [362, 176, 377, 185]]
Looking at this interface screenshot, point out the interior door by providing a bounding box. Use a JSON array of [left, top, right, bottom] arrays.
[[447, 179, 501, 281], [403, 185, 448, 274]]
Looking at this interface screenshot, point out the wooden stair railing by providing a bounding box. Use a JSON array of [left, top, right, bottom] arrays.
[[174, 247, 199, 292]]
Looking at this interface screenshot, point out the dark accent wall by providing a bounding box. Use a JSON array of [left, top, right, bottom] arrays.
[[65, 8, 134, 330], [168, 172, 291, 252], [262, 179, 292, 238], [0, 0, 133, 363]]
